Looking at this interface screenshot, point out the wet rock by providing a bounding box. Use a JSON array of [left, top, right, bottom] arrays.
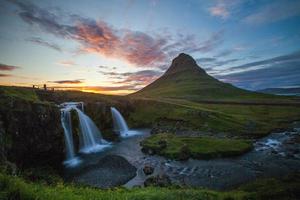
[[143, 165, 154, 175], [144, 174, 171, 187], [72, 155, 137, 188], [141, 147, 155, 155]]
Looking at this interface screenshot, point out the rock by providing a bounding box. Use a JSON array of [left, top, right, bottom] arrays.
[[141, 147, 155, 155], [143, 165, 154, 175], [0, 96, 64, 171], [71, 155, 137, 188], [144, 174, 171, 187], [178, 144, 191, 160]]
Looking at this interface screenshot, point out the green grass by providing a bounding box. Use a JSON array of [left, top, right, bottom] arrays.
[[141, 133, 252, 159], [128, 98, 300, 137], [0, 173, 249, 200], [1, 172, 300, 200], [0, 86, 40, 102]]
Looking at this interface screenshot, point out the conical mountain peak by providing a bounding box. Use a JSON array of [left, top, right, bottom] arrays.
[[164, 53, 205, 75], [130, 53, 255, 100]]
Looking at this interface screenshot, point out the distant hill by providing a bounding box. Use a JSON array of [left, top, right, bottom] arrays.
[[130, 53, 283, 102], [258, 87, 300, 96]]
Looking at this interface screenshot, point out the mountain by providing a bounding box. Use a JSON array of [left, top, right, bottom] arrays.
[[258, 87, 300, 96], [130, 53, 274, 102]]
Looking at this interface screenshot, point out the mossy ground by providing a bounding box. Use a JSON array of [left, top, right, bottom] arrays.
[[141, 133, 252, 159]]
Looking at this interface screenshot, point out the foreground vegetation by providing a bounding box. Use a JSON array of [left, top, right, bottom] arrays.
[[1, 172, 299, 200], [141, 133, 252, 160]]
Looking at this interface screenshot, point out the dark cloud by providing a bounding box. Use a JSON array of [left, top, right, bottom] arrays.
[[223, 50, 300, 73], [49, 79, 84, 84], [196, 57, 217, 63], [216, 58, 300, 90], [26, 37, 62, 51], [196, 57, 240, 68], [99, 69, 162, 87], [0, 73, 11, 77], [215, 49, 235, 57], [0, 63, 20, 71], [98, 65, 117, 70], [9, 0, 224, 67]]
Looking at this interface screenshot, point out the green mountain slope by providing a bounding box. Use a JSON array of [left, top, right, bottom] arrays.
[[130, 53, 289, 103]]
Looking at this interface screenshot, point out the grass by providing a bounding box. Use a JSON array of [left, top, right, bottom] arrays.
[[0, 173, 248, 200], [0, 86, 40, 102], [141, 133, 252, 159], [128, 98, 300, 137], [1, 172, 300, 200]]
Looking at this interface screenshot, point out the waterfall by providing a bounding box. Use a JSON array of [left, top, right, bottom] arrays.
[[60, 102, 110, 167], [61, 106, 81, 167], [75, 107, 109, 153], [111, 107, 139, 137]]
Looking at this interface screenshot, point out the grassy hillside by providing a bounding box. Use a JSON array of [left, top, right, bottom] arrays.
[[126, 53, 300, 137], [127, 98, 300, 137]]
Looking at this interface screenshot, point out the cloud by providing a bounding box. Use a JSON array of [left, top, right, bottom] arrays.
[[99, 69, 162, 87], [0, 73, 11, 77], [0, 63, 20, 71], [222, 50, 300, 74], [26, 37, 62, 51], [196, 57, 217, 63], [53, 85, 138, 93], [84, 85, 137, 92], [49, 79, 84, 84], [243, 0, 300, 25], [208, 0, 241, 19], [196, 57, 240, 69], [209, 3, 229, 19], [215, 51, 300, 90], [9, 0, 224, 67], [57, 60, 76, 67]]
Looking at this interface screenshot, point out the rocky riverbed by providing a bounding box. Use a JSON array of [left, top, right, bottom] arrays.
[[65, 126, 300, 189]]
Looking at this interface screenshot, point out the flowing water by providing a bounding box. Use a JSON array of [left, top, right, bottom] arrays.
[[60, 102, 110, 167], [66, 126, 300, 189], [111, 107, 140, 137], [61, 104, 300, 189]]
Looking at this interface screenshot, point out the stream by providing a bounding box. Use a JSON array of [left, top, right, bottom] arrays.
[[65, 126, 300, 190]]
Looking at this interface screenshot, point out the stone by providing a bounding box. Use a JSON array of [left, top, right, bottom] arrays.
[[144, 174, 171, 187], [143, 165, 154, 175]]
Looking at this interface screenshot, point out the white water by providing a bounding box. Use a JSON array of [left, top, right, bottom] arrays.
[[111, 107, 139, 137], [60, 102, 110, 167], [75, 107, 110, 153]]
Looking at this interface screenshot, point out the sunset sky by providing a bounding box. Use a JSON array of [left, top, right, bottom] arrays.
[[0, 0, 300, 95]]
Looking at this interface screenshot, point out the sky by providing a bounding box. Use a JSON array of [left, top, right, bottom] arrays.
[[0, 0, 300, 95]]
